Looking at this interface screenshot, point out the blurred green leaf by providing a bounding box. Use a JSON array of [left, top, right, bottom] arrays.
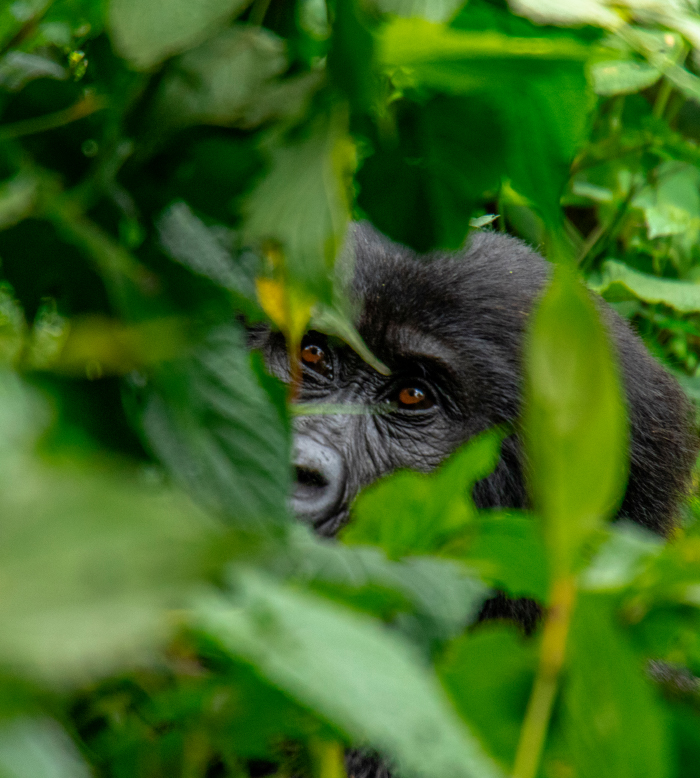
[[438, 627, 537, 765], [153, 25, 321, 131], [282, 524, 488, 635], [581, 523, 663, 592], [0, 717, 91, 778], [563, 595, 671, 778], [523, 266, 628, 577], [0, 371, 217, 682], [632, 161, 700, 239], [196, 568, 504, 778], [357, 94, 504, 251], [140, 323, 291, 528], [591, 260, 700, 313], [464, 513, 549, 602], [342, 430, 503, 558], [244, 110, 353, 303], [108, 0, 251, 70], [590, 59, 661, 96]]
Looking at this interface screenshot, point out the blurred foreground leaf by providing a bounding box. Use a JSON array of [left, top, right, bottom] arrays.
[[0, 717, 91, 778], [108, 0, 251, 70], [523, 266, 628, 576], [139, 324, 290, 528], [0, 372, 217, 682], [196, 568, 503, 778], [563, 595, 670, 778]]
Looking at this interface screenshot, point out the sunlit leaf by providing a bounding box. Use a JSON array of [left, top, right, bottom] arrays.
[[523, 266, 628, 577], [372, 0, 465, 23], [196, 569, 504, 778]]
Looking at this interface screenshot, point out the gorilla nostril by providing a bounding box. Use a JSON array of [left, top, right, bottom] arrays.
[[295, 465, 329, 490], [291, 436, 345, 528]]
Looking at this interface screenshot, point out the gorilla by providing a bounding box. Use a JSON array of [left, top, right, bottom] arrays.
[[258, 222, 697, 544], [254, 222, 697, 778]]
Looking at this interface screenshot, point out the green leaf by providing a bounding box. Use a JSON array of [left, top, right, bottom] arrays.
[[108, 0, 251, 70], [153, 25, 320, 130], [157, 201, 258, 301], [438, 627, 537, 765], [0, 371, 217, 682], [563, 595, 671, 778], [590, 260, 700, 313], [0, 718, 91, 778], [632, 162, 700, 239], [196, 569, 504, 778], [376, 18, 592, 229], [581, 523, 663, 592], [342, 430, 503, 558], [464, 513, 549, 602], [523, 266, 628, 577], [139, 323, 291, 528], [590, 59, 661, 96], [282, 524, 488, 634], [243, 110, 354, 302]]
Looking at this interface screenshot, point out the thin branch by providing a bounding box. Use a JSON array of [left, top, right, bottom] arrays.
[[511, 576, 577, 778], [0, 93, 106, 141]]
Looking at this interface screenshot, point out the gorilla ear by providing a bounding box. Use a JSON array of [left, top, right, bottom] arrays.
[[311, 304, 390, 376]]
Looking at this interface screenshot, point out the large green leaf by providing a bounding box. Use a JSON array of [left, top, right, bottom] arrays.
[[523, 266, 628, 577], [563, 595, 670, 778], [139, 323, 291, 528], [196, 569, 504, 778], [108, 0, 251, 70], [590, 260, 700, 313]]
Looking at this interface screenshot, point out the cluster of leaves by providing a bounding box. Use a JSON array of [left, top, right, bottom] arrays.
[[1, 1, 700, 778]]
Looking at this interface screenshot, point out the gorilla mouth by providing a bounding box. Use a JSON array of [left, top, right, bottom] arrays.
[[295, 465, 329, 494]]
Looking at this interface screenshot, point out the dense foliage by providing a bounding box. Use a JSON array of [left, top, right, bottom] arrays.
[[2, 0, 700, 777]]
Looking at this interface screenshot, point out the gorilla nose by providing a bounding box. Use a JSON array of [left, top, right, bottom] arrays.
[[292, 436, 345, 528]]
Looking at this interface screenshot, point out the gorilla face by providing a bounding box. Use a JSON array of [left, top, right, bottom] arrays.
[[257, 223, 696, 538]]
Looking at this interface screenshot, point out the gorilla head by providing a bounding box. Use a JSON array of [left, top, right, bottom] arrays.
[[259, 222, 697, 539]]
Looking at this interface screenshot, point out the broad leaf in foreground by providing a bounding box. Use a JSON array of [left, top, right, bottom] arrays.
[[196, 569, 504, 778]]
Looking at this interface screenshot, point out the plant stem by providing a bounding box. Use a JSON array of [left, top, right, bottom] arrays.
[[511, 576, 576, 778], [249, 0, 273, 26], [0, 93, 106, 141], [653, 78, 673, 120]]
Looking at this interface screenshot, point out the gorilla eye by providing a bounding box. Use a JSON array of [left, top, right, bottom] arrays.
[[396, 385, 435, 410], [300, 339, 332, 378]]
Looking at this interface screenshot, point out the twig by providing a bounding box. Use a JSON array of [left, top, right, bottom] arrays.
[[0, 93, 106, 141], [512, 576, 576, 778]]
